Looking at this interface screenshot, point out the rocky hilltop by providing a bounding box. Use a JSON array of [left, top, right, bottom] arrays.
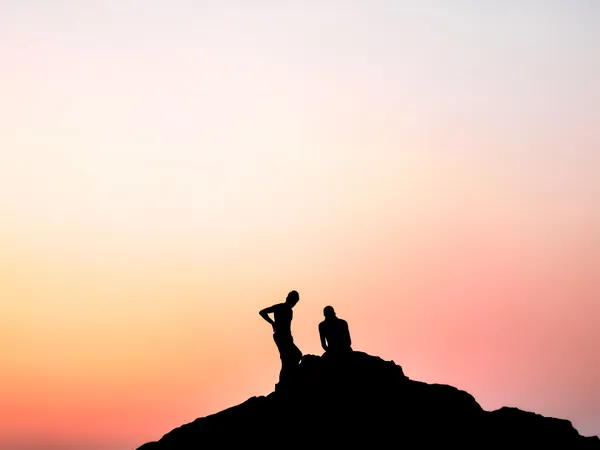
[[137, 351, 599, 449]]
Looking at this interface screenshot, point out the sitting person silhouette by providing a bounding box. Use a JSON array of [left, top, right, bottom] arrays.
[[259, 290, 303, 385], [319, 306, 352, 355]]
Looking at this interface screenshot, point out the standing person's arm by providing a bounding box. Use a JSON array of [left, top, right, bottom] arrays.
[[259, 304, 279, 329]]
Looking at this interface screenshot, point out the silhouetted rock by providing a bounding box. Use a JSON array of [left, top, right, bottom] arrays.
[[136, 351, 599, 449]]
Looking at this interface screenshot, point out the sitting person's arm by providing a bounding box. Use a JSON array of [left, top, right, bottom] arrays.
[[319, 322, 328, 352]]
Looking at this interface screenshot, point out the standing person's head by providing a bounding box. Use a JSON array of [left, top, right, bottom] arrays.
[[286, 290, 299, 307], [323, 305, 336, 319]]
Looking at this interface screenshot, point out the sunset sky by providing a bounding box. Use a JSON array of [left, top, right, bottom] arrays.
[[1, 1, 599, 449]]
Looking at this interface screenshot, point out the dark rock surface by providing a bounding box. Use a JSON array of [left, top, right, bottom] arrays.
[[137, 351, 599, 449]]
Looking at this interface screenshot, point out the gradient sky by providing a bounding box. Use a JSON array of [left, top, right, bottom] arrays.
[[1, 1, 599, 449]]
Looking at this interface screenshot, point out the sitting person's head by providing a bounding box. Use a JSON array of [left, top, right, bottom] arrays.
[[323, 305, 336, 319]]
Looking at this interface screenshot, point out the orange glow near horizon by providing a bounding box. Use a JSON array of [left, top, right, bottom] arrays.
[[1, 2, 599, 449]]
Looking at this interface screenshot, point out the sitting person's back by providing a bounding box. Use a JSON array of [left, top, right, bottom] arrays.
[[319, 306, 352, 354]]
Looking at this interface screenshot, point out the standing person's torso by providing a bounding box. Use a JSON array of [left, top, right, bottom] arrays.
[[273, 305, 293, 335]]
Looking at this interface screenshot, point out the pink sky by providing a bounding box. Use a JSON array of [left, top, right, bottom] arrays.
[[1, 2, 599, 449]]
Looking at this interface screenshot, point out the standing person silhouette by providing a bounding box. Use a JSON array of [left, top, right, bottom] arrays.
[[319, 306, 352, 355], [259, 290, 303, 386]]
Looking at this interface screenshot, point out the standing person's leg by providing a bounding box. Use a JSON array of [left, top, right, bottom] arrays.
[[279, 356, 292, 384], [275, 335, 302, 384], [282, 341, 302, 383], [274, 333, 290, 384], [291, 341, 302, 364]]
